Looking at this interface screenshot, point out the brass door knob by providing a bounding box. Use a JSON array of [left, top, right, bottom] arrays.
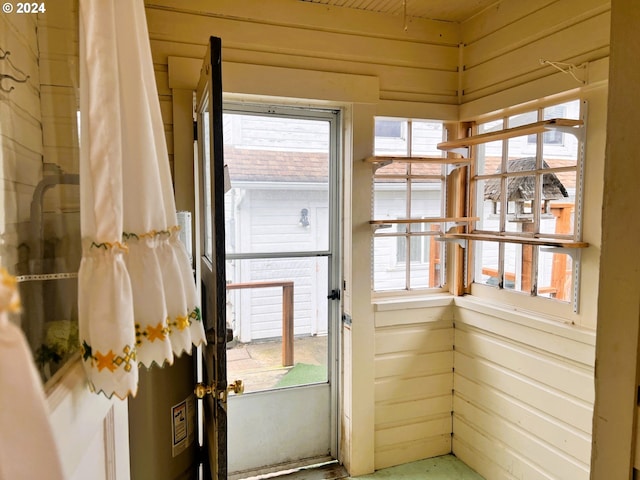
[[228, 379, 244, 395], [194, 379, 244, 400], [194, 382, 213, 399]]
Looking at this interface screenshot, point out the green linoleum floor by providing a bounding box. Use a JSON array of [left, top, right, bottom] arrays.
[[349, 455, 484, 479]]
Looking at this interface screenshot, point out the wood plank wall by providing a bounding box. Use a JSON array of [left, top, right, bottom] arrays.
[[0, 12, 42, 271], [143, 1, 611, 476], [460, 0, 611, 106], [144, 0, 462, 165], [37, 0, 79, 176], [373, 301, 454, 470], [453, 298, 595, 480]]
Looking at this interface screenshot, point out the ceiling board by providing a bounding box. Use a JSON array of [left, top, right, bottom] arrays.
[[299, 0, 498, 23]]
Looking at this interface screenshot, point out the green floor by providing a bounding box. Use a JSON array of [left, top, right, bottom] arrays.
[[349, 455, 484, 479]]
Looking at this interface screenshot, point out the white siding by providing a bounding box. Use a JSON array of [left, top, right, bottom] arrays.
[[453, 297, 595, 480]]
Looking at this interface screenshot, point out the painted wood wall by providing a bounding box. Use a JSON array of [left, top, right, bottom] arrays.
[[373, 299, 454, 470], [0, 10, 42, 271], [144, 0, 611, 477], [453, 298, 595, 480], [459, 0, 610, 107], [0, 4, 130, 480]]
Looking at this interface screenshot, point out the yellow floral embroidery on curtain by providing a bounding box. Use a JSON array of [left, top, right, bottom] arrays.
[[81, 342, 137, 373]]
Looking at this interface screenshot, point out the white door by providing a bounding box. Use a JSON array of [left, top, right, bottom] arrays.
[[223, 104, 341, 478]]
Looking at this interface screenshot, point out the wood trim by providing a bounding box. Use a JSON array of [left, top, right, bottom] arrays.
[[437, 118, 583, 151], [444, 232, 588, 248], [364, 156, 471, 164], [370, 216, 478, 225], [103, 406, 116, 480], [227, 281, 295, 366]]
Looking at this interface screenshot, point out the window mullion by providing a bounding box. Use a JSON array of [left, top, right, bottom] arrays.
[[405, 120, 413, 289]]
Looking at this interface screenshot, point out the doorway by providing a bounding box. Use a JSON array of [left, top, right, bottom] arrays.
[[222, 104, 341, 478]]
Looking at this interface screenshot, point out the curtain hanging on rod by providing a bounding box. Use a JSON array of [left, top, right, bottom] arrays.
[[78, 0, 205, 399]]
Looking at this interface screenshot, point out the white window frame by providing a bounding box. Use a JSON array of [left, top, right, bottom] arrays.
[[467, 99, 586, 312], [371, 118, 448, 294]]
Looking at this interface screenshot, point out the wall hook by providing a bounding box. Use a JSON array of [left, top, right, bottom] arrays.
[[0, 48, 30, 92], [539, 58, 587, 85], [0, 72, 29, 93]]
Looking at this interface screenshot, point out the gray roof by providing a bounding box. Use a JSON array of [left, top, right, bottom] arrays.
[[484, 157, 569, 202]]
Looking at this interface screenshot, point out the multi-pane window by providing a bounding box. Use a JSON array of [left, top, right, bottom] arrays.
[[371, 119, 446, 292], [472, 99, 584, 302]]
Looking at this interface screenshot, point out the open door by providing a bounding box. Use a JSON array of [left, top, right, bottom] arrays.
[[195, 37, 341, 479], [195, 36, 229, 480]]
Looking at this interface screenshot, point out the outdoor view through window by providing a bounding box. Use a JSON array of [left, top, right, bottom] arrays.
[[223, 109, 334, 393]]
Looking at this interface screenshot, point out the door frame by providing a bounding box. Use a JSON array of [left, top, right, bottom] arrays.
[[221, 101, 343, 474]]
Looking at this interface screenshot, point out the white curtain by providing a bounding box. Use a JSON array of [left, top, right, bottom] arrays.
[[0, 269, 64, 480], [78, 0, 205, 399]]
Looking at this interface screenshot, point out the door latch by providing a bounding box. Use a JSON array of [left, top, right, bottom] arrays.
[[327, 289, 340, 300], [194, 379, 244, 402]]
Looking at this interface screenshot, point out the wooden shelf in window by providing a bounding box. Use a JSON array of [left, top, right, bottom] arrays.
[[443, 232, 588, 248], [364, 156, 470, 165], [437, 118, 583, 152], [370, 216, 478, 225]]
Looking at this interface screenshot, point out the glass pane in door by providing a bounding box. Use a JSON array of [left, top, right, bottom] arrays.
[[223, 111, 331, 394]]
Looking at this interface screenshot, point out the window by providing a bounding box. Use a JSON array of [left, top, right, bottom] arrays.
[[375, 119, 403, 138], [371, 119, 446, 292], [527, 105, 566, 145], [472, 99, 584, 303]]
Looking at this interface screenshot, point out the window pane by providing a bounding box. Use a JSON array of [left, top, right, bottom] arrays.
[[202, 107, 213, 260], [537, 250, 573, 301], [477, 120, 503, 175], [508, 110, 537, 128], [223, 113, 330, 254], [477, 178, 501, 233], [375, 119, 407, 155], [374, 178, 407, 219], [503, 174, 537, 226], [507, 138, 537, 172], [373, 235, 406, 291], [475, 241, 500, 286], [410, 179, 443, 218], [375, 119, 402, 138], [503, 242, 532, 294], [226, 257, 328, 393], [540, 169, 576, 237], [417, 229, 444, 289], [411, 121, 443, 156]]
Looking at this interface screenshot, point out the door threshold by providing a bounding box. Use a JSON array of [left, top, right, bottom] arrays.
[[231, 459, 348, 480]]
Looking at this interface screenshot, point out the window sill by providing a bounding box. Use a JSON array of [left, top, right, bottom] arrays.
[[373, 293, 454, 312]]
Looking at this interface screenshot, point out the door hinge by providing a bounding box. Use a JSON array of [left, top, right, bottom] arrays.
[[193, 120, 198, 141]]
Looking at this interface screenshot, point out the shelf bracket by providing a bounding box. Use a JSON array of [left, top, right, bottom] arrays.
[[539, 246, 581, 261], [552, 125, 583, 141], [444, 147, 470, 157], [371, 159, 392, 172], [371, 223, 392, 232], [436, 236, 467, 248]]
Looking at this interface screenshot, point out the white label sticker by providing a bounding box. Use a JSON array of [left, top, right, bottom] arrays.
[[171, 395, 195, 457]]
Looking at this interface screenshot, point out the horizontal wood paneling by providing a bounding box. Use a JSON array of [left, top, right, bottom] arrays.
[[460, 0, 610, 105], [373, 312, 454, 470], [0, 12, 42, 248], [144, 0, 460, 106], [453, 302, 595, 480]]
